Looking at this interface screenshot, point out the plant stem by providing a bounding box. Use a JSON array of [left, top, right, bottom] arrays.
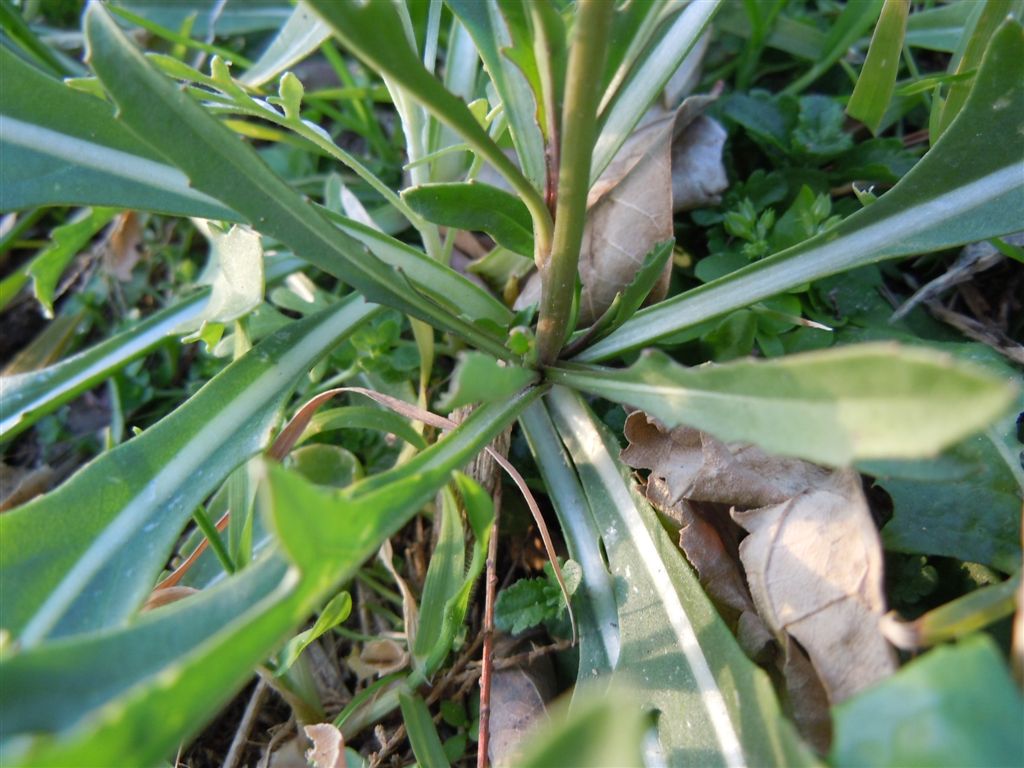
[[535, 0, 613, 365]]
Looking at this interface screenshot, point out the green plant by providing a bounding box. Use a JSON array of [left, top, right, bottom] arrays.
[[1, 1, 1022, 766]]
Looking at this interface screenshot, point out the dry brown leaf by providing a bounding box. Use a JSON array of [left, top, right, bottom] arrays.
[[304, 723, 345, 768], [102, 211, 144, 281], [575, 96, 726, 325], [732, 467, 896, 703], [350, 638, 408, 680], [266, 737, 309, 768], [488, 664, 553, 768], [622, 411, 896, 707], [671, 115, 728, 212]]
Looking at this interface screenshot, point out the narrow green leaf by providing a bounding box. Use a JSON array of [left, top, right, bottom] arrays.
[[1, 296, 381, 645], [904, 2, 975, 52], [0, 553, 288, 744], [592, 0, 721, 182], [277, 590, 353, 673], [0, 255, 302, 443], [519, 402, 618, 683], [0, 0, 73, 77], [399, 692, 451, 768], [847, 0, 910, 135], [403, 182, 534, 257], [240, 2, 330, 87], [436, 351, 538, 413], [446, 0, 548, 191], [412, 487, 465, 667], [24, 208, 117, 317], [83, 3, 510, 359], [583, 21, 1024, 361], [783, 0, 884, 96], [933, 0, 1016, 139], [0, 47, 236, 219], [306, 0, 550, 247], [319, 210, 511, 329], [831, 636, 1024, 767], [545, 388, 815, 766], [552, 345, 1017, 466]]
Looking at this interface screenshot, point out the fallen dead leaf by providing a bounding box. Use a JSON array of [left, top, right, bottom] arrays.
[[487, 637, 555, 768], [304, 722, 345, 768], [732, 467, 897, 703], [622, 410, 896, 748], [516, 96, 728, 324], [349, 638, 408, 680], [102, 211, 144, 282]]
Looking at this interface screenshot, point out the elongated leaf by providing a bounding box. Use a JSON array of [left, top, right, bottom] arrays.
[[933, 0, 1016, 139], [18, 208, 117, 316], [581, 20, 1024, 361], [305, 0, 545, 225], [0, 296, 381, 646], [545, 388, 814, 767], [412, 487, 464, 672], [831, 636, 1024, 767], [847, 0, 910, 134], [1, 385, 540, 766], [904, 2, 975, 52], [551, 345, 1017, 466], [591, 0, 721, 183], [83, 3, 510, 359], [783, 0, 884, 96], [0, 552, 288, 740], [322, 210, 512, 328], [446, 0, 547, 192], [400, 692, 451, 768], [240, 1, 329, 87], [403, 182, 534, 257], [519, 403, 619, 683], [0, 256, 302, 442], [0, 47, 236, 219], [437, 352, 538, 413]]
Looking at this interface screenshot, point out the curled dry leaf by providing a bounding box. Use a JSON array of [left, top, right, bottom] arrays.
[[349, 638, 408, 680], [304, 722, 345, 768], [102, 210, 144, 282], [622, 411, 896, 748], [517, 95, 728, 324]]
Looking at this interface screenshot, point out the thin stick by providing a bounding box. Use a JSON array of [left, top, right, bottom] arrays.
[[477, 477, 503, 768], [224, 678, 269, 768]]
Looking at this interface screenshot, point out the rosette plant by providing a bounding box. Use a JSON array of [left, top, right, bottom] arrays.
[[1, 1, 1021, 766]]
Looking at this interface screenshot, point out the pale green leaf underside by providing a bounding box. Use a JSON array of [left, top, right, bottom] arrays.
[[581, 20, 1024, 361], [552, 344, 1017, 466]]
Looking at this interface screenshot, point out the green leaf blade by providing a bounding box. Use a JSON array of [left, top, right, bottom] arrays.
[[551, 344, 1017, 466], [403, 182, 535, 257], [847, 0, 910, 134], [1, 296, 380, 646], [0, 47, 237, 220]]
